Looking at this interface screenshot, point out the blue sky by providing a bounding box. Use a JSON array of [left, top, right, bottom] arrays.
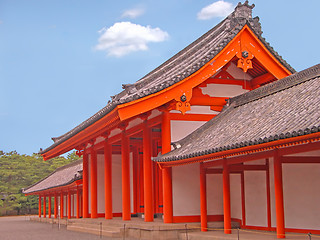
[[0, 0, 319, 155]]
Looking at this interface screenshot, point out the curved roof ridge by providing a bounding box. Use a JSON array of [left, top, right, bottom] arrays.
[[40, 2, 295, 156]]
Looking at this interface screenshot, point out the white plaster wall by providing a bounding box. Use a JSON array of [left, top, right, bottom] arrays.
[[97, 154, 105, 214], [244, 159, 266, 165], [63, 195, 67, 216], [171, 120, 206, 142], [230, 174, 242, 220], [226, 62, 252, 80], [112, 154, 122, 213], [73, 194, 77, 216], [282, 164, 320, 230], [244, 171, 267, 227], [207, 174, 223, 215], [172, 163, 200, 216], [200, 84, 248, 98]]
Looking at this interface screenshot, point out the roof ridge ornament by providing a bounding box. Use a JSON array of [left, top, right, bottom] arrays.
[[226, 1, 262, 36], [234, 1, 255, 19]]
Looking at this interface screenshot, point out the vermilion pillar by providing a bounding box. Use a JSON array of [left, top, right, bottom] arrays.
[[54, 194, 58, 219], [274, 150, 285, 238], [83, 152, 89, 218], [38, 195, 42, 218], [68, 191, 71, 219], [143, 120, 154, 222], [139, 149, 144, 213], [161, 111, 173, 223], [104, 140, 113, 219], [43, 196, 46, 218], [200, 163, 207, 232], [76, 188, 80, 218], [91, 149, 98, 218], [121, 126, 131, 220], [48, 195, 52, 218], [60, 192, 64, 219], [223, 160, 231, 234]]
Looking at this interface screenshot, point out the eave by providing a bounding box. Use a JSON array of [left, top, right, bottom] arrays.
[[157, 131, 320, 168]]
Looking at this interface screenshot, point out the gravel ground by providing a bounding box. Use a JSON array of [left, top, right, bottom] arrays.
[[0, 216, 124, 240]]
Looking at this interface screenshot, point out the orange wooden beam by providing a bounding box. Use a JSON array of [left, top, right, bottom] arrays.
[[251, 72, 275, 88]]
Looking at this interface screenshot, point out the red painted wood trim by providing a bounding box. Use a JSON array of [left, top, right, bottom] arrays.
[[160, 132, 320, 168], [273, 150, 285, 238], [241, 171, 246, 227], [200, 163, 207, 232], [161, 111, 173, 223], [121, 129, 131, 220], [90, 149, 98, 218], [281, 156, 320, 164], [223, 160, 231, 234], [143, 121, 153, 222], [266, 159, 272, 230], [104, 141, 113, 219]]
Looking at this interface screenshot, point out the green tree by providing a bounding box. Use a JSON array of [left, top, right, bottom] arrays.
[[0, 151, 80, 215]]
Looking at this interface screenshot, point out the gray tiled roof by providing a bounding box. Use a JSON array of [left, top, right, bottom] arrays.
[[40, 1, 295, 155], [22, 160, 82, 194], [154, 64, 320, 162]]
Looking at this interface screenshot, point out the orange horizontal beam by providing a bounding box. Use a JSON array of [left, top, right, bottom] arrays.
[[42, 109, 120, 160], [251, 72, 275, 88]]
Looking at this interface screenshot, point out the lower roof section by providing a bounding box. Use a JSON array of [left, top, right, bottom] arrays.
[[22, 159, 83, 195]]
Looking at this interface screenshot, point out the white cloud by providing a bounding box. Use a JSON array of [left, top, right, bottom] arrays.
[[197, 1, 234, 20], [95, 22, 169, 57], [121, 7, 145, 19]]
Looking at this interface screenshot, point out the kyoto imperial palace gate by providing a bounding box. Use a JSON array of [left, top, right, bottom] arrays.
[[23, 2, 320, 239]]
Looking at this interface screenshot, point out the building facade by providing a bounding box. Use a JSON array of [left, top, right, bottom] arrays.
[[23, 2, 319, 239]]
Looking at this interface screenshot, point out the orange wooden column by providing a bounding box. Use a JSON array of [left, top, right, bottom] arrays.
[[104, 140, 113, 219], [43, 196, 46, 218], [200, 163, 207, 232], [274, 150, 285, 238], [68, 191, 71, 219], [48, 195, 52, 218], [132, 146, 138, 214], [161, 111, 173, 223], [38, 195, 42, 218], [82, 152, 89, 218], [60, 192, 64, 219], [139, 148, 144, 213], [54, 194, 58, 218], [143, 119, 154, 222], [223, 160, 231, 234], [76, 188, 80, 218], [121, 126, 131, 220], [90, 148, 98, 218]]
